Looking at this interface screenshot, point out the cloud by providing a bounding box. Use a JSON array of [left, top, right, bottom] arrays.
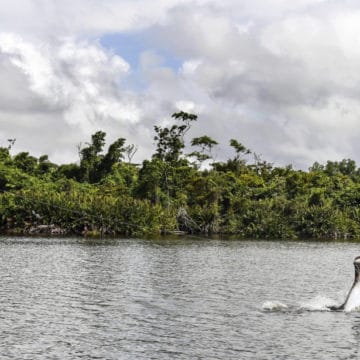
[[0, 33, 144, 162], [1, 1, 360, 168], [0, 0, 205, 38], [143, 1, 360, 167]]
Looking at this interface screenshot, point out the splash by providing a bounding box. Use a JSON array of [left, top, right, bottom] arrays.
[[262, 301, 289, 311], [262, 295, 344, 312], [299, 295, 337, 311]]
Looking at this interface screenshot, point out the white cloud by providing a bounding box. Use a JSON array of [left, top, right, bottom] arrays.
[[175, 100, 196, 113], [143, 2, 360, 167], [0, 0, 205, 38], [2, 1, 360, 168], [0, 33, 142, 162]]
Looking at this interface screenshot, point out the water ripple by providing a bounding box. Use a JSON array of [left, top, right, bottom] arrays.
[[0, 237, 360, 359]]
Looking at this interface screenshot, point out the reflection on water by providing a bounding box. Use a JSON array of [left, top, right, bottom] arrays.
[[0, 237, 360, 358]]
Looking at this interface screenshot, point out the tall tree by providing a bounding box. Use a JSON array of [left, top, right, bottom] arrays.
[[79, 131, 127, 183], [124, 144, 138, 163], [189, 135, 218, 167], [79, 131, 106, 182], [94, 138, 126, 182], [153, 111, 197, 164]]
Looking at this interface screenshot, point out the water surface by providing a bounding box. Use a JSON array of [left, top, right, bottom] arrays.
[[0, 237, 359, 359]]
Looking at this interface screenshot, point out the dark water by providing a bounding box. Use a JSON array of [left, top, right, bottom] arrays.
[[0, 237, 360, 359]]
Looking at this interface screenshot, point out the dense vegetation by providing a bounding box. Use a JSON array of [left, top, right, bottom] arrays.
[[1, 111, 360, 239]]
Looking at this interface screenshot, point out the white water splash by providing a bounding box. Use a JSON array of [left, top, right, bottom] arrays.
[[262, 294, 345, 312], [262, 301, 288, 311], [299, 295, 337, 311]]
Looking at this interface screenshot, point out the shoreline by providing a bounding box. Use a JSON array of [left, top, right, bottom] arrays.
[[0, 224, 356, 242]]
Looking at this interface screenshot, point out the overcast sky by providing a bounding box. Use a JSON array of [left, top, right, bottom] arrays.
[[1, 0, 360, 168]]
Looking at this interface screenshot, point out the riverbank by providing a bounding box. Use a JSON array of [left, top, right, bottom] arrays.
[[1, 113, 360, 240]]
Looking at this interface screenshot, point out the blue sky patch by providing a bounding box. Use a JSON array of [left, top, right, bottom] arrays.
[[100, 32, 183, 71], [100, 32, 184, 92]]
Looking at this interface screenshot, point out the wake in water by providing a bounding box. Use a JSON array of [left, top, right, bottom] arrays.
[[262, 294, 351, 313], [263, 256, 360, 313], [299, 295, 340, 311], [262, 301, 289, 311]]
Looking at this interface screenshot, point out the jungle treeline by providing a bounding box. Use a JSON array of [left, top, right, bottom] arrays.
[[1, 111, 360, 239]]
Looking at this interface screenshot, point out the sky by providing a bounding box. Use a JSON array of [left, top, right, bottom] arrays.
[[1, 0, 360, 168]]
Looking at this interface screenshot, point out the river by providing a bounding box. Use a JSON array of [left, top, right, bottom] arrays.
[[0, 236, 360, 359]]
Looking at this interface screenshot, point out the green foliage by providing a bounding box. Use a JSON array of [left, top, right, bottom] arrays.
[[189, 135, 218, 167], [0, 147, 11, 163], [13, 152, 38, 174], [153, 111, 197, 164], [230, 139, 251, 156], [78, 131, 127, 183], [2, 112, 360, 240], [56, 163, 83, 181]]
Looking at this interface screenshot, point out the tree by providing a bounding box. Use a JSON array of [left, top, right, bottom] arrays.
[[94, 138, 126, 182], [13, 152, 38, 174], [78, 131, 128, 183], [189, 135, 218, 167], [230, 139, 251, 158], [171, 111, 197, 132], [136, 159, 164, 204], [79, 131, 106, 182], [7, 139, 16, 150], [37, 155, 57, 175], [57, 163, 83, 181], [124, 144, 138, 163], [309, 161, 324, 172], [323, 159, 357, 177], [153, 111, 197, 164], [213, 139, 252, 174], [0, 147, 11, 163]]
